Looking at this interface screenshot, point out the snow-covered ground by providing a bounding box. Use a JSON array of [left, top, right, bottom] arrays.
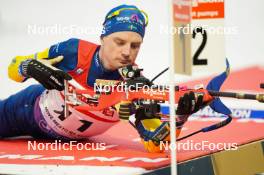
[[0, 164, 146, 175]]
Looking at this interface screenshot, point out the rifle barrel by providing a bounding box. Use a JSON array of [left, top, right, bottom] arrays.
[[208, 90, 264, 103]]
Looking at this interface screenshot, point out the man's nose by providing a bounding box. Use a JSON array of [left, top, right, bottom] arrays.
[[121, 45, 130, 59]]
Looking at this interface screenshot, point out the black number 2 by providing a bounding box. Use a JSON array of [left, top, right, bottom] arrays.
[[192, 27, 208, 65]]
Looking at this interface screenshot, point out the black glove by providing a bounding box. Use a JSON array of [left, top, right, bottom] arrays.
[[135, 106, 161, 127], [176, 91, 204, 116], [115, 101, 136, 120], [21, 59, 72, 91]]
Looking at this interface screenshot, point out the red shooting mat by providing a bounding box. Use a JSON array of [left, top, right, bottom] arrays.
[[0, 66, 263, 170]]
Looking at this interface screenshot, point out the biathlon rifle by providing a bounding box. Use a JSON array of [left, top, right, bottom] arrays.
[[63, 60, 264, 141]]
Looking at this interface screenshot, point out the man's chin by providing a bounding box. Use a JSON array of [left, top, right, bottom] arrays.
[[111, 62, 131, 70], [119, 62, 131, 68]]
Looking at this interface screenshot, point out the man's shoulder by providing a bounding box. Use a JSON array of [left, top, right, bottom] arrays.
[[50, 38, 79, 55], [68, 38, 99, 50], [77, 39, 99, 47], [49, 38, 99, 58], [62, 38, 80, 51]]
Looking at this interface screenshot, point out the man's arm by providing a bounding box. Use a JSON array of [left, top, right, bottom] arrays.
[[132, 91, 205, 153], [8, 38, 79, 83], [8, 38, 80, 90], [8, 48, 49, 82]]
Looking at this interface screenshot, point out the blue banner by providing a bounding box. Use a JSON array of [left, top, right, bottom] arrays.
[[161, 105, 264, 119]]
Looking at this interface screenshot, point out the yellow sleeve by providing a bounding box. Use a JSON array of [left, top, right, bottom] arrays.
[[8, 48, 49, 82]]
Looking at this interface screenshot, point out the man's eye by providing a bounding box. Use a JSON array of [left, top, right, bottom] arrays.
[[131, 44, 140, 49], [115, 40, 124, 46]]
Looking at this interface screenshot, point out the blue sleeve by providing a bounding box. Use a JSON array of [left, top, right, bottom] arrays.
[[48, 38, 79, 72]]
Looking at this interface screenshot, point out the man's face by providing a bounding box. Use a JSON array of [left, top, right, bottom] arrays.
[[99, 31, 143, 71]]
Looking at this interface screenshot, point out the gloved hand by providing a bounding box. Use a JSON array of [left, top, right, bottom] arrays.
[[176, 91, 205, 125], [20, 56, 72, 91], [131, 107, 181, 153], [130, 92, 205, 153], [114, 101, 136, 120]]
